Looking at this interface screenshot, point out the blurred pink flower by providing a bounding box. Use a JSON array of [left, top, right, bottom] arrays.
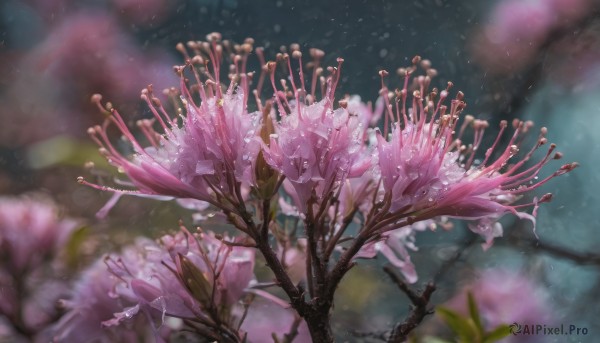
[[442, 269, 554, 342], [241, 297, 310, 343], [0, 196, 76, 273], [0, 11, 176, 146], [52, 256, 162, 343], [54, 226, 255, 341], [471, 0, 591, 73]]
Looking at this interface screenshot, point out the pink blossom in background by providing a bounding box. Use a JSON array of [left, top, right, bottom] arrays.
[[240, 297, 310, 343], [51, 257, 161, 343], [442, 269, 554, 342], [0, 196, 77, 272], [54, 227, 256, 341], [0, 11, 176, 146], [277, 238, 307, 285], [470, 0, 591, 73], [0, 196, 78, 340]]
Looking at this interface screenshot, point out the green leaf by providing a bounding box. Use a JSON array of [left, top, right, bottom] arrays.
[[436, 306, 478, 342], [421, 336, 454, 343], [483, 324, 511, 343], [467, 291, 484, 335], [177, 253, 213, 308]]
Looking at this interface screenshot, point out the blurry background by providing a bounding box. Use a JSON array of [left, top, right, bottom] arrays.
[[1, 0, 599, 341]]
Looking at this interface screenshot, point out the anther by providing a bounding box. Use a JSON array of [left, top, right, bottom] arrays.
[[91, 94, 102, 103]]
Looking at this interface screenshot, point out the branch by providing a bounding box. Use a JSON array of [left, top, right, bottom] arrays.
[[505, 234, 600, 266], [383, 266, 436, 343]]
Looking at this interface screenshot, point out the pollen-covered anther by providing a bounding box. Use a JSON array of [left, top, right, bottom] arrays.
[[173, 65, 184, 77], [185, 40, 197, 49], [509, 144, 519, 155], [553, 152, 563, 160], [310, 48, 325, 59], [292, 50, 302, 59], [563, 162, 579, 171], [512, 118, 521, 129], [77, 176, 85, 184], [206, 32, 222, 42], [266, 61, 277, 73], [98, 148, 109, 156], [241, 43, 253, 54], [523, 120, 534, 132], [87, 127, 96, 136], [473, 119, 489, 129], [175, 42, 186, 54], [539, 193, 553, 203], [412, 55, 421, 65], [91, 93, 103, 103], [338, 99, 348, 109], [191, 55, 204, 65]]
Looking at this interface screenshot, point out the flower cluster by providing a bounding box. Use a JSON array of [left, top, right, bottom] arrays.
[[53, 227, 259, 342], [77, 33, 576, 342]]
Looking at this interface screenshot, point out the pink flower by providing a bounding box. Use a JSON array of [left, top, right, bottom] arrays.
[[51, 258, 157, 343], [240, 297, 310, 343], [442, 269, 554, 342], [470, 0, 591, 73], [0, 196, 78, 338], [0, 196, 77, 272], [54, 227, 255, 341], [105, 228, 255, 331], [355, 220, 438, 283], [262, 55, 371, 211], [82, 33, 261, 212], [375, 62, 577, 248]]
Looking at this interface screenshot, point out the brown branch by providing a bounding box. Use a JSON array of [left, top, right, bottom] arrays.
[[383, 266, 436, 343], [505, 234, 600, 266]]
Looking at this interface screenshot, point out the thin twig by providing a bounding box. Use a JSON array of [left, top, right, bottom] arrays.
[[504, 234, 600, 266], [383, 266, 436, 343]]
